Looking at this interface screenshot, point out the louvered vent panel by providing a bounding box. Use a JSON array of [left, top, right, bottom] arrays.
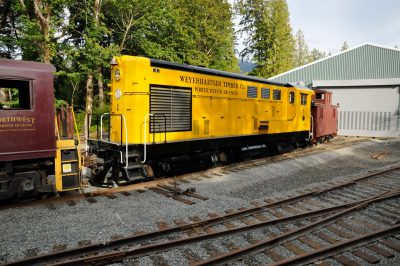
[[247, 86, 257, 98], [150, 86, 192, 133]]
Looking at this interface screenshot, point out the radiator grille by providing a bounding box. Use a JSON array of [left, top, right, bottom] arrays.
[[150, 86, 192, 133]]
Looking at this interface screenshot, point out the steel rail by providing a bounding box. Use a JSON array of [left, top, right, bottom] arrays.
[[46, 195, 384, 266], [3, 166, 399, 264], [0, 140, 393, 211], [194, 189, 400, 265], [270, 223, 400, 266], [9, 190, 398, 266], [4, 198, 350, 266]]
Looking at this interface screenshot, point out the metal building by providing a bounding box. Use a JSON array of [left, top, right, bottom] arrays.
[[269, 43, 400, 138]]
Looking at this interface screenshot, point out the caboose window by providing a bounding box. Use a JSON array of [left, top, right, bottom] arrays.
[[301, 93, 307, 105], [273, 89, 281, 100], [289, 91, 295, 103], [261, 88, 270, 99], [0, 79, 31, 110], [247, 86, 257, 98], [316, 93, 325, 100]]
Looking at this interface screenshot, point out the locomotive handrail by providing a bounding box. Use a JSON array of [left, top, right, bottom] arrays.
[[307, 114, 314, 141], [150, 113, 167, 144], [141, 113, 153, 163], [100, 113, 129, 168]]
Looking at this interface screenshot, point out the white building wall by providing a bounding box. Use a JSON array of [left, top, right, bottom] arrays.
[[327, 87, 399, 137]]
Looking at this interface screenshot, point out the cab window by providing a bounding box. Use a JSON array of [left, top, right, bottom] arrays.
[[0, 79, 31, 110], [289, 91, 295, 104], [273, 89, 281, 100], [300, 93, 307, 105]]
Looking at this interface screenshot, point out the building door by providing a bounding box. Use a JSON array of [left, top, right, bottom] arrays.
[[329, 87, 399, 138]]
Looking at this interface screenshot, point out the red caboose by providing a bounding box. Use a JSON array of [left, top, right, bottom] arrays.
[[311, 89, 339, 143]]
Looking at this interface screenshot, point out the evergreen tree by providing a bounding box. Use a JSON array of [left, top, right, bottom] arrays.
[[294, 29, 310, 67], [236, 0, 295, 78], [309, 48, 327, 62], [341, 41, 349, 51]]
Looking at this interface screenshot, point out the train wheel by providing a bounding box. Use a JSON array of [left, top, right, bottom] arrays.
[[14, 180, 39, 203]]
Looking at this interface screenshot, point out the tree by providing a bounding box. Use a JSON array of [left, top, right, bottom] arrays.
[[17, 0, 69, 63], [236, 0, 295, 78], [294, 29, 310, 67], [66, 1, 118, 134], [0, 1, 19, 58], [309, 48, 327, 62], [341, 41, 349, 51], [103, 0, 238, 72]]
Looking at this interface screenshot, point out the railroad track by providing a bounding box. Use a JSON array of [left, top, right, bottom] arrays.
[[0, 136, 368, 210], [5, 164, 400, 265]]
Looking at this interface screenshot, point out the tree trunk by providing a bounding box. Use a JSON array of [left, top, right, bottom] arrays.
[[32, 0, 51, 63], [97, 67, 104, 108], [84, 73, 94, 138]]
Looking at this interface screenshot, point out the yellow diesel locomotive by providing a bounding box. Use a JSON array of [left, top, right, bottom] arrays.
[[88, 56, 314, 185]]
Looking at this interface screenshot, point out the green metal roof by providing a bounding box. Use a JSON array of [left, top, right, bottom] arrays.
[[269, 43, 400, 88]]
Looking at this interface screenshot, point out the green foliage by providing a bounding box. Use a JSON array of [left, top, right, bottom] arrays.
[[103, 0, 238, 72], [294, 29, 327, 66], [55, 98, 69, 108], [73, 103, 111, 135], [236, 0, 295, 78], [309, 48, 327, 62], [294, 29, 310, 67]]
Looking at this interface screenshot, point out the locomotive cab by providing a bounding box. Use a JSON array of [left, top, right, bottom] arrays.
[[0, 59, 81, 201]]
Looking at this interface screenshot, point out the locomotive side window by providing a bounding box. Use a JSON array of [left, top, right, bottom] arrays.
[[0, 79, 31, 110], [289, 91, 295, 103], [300, 93, 307, 105], [247, 86, 257, 98], [261, 88, 270, 99], [273, 89, 281, 100]]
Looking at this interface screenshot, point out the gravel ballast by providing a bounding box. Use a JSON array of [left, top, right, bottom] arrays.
[[0, 137, 400, 264]]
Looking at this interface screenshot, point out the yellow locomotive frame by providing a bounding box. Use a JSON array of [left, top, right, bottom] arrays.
[[107, 56, 313, 145], [88, 56, 313, 185]]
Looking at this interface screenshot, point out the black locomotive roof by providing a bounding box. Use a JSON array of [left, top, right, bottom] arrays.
[[150, 59, 296, 88]]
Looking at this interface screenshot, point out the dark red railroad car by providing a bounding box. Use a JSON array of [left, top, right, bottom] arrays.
[[0, 59, 56, 162], [311, 89, 339, 143]]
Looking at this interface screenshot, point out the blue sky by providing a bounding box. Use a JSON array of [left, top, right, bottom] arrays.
[[232, 0, 400, 55], [287, 0, 400, 54]]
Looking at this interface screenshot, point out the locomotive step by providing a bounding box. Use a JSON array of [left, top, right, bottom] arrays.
[[125, 164, 143, 171], [126, 153, 139, 159]]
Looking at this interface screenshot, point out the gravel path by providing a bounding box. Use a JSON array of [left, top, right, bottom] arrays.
[[0, 137, 399, 263]]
